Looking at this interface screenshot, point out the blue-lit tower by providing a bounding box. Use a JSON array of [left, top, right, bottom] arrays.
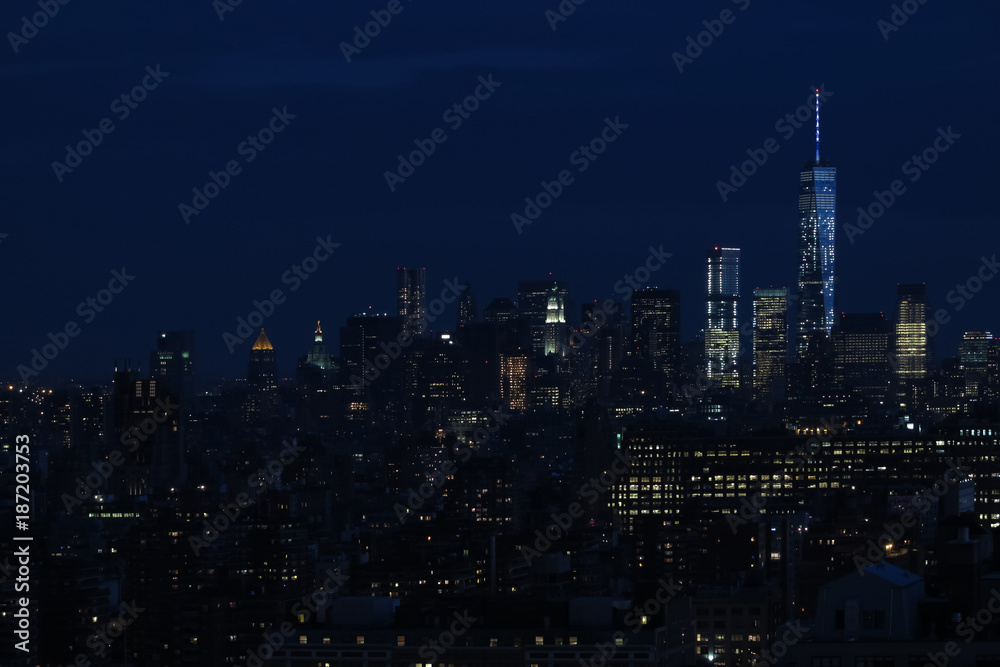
[[796, 88, 837, 356]]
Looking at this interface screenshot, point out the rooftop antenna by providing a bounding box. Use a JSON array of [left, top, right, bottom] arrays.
[[814, 87, 821, 162]]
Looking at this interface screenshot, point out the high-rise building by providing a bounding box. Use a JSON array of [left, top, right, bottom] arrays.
[[631, 288, 681, 382], [517, 280, 571, 357], [753, 287, 788, 403], [959, 331, 993, 400], [796, 89, 836, 355], [297, 321, 336, 431], [895, 283, 930, 407], [149, 330, 196, 406], [244, 329, 279, 426], [705, 247, 740, 387], [543, 286, 567, 357], [832, 313, 892, 405], [457, 283, 478, 328], [499, 353, 529, 411], [397, 267, 426, 335]]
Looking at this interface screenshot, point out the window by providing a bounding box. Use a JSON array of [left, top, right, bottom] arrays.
[[834, 609, 845, 629], [862, 610, 886, 630]]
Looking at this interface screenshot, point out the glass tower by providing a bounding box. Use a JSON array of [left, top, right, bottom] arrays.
[[796, 89, 836, 356], [753, 287, 787, 403], [705, 247, 740, 387]]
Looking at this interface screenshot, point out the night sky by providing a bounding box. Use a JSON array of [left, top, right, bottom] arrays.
[[2, 0, 997, 380]]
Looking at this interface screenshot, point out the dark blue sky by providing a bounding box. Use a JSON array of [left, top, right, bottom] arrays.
[[2, 0, 997, 381]]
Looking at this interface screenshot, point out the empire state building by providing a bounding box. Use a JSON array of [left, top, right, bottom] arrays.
[[796, 88, 836, 356]]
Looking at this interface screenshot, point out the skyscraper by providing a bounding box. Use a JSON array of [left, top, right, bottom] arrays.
[[149, 330, 196, 406], [543, 286, 567, 357], [705, 247, 740, 387], [753, 287, 788, 403], [457, 283, 478, 328], [832, 313, 892, 405], [895, 284, 930, 407], [517, 280, 570, 357], [796, 89, 836, 356], [244, 329, 279, 426], [631, 288, 681, 382], [959, 331, 992, 400], [397, 267, 427, 335]]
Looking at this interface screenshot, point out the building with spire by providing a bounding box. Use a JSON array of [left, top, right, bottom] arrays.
[[297, 321, 337, 431], [796, 88, 837, 356]]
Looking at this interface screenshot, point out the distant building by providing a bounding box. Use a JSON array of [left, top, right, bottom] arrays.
[[397, 267, 427, 335], [243, 329, 279, 427], [832, 313, 892, 405], [632, 288, 681, 384], [706, 247, 740, 388], [753, 287, 787, 403], [796, 92, 836, 355], [895, 283, 930, 407]]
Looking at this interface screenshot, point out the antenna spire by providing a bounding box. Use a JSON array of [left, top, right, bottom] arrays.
[[815, 87, 821, 162]]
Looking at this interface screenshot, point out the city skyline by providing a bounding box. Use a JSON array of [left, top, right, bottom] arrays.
[[1, 2, 995, 380]]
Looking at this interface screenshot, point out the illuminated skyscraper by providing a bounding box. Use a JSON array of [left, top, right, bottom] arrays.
[[518, 279, 571, 357], [244, 329, 279, 426], [543, 286, 567, 357], [959, 331, 993, 400], [796, 88, 836, 355], [705, 247, 740, 387], [832, 313, 892, 405], [499, 353, 529, 411], [894, 283, 930, 407], [753, 287, 787, 403], [631, 288, 681, 381], [397, 267, 427, 335]]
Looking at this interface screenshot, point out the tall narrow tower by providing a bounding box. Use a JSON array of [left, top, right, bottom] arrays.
[[397, 267, 427, 335], [796, 88, 837, 356], [705, 247, 740, 387]]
